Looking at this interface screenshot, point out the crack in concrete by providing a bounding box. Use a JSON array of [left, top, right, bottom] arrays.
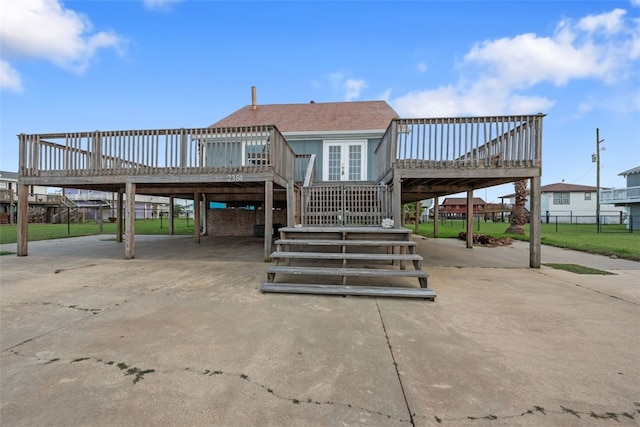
[[1, 269, 206, 353], [53, 264, 98, 274], [42, 302, 102, 314], [7, 350, 155, 384], [430, 402, 639, 424], [6, 350, 637, 422], [183, 366, 411, 423], [375, 300, 416, 426], [538, 270, 640, 306]]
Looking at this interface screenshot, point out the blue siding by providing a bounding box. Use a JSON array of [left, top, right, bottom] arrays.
[[288, 138, 381, 182]]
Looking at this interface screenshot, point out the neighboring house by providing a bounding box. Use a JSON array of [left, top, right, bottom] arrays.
[[0, 170, 58, 224], [501, 182, 625, 224], [601, 166, 640, 230], [63, 188, 172, 220], [439, 197, 486, 219]]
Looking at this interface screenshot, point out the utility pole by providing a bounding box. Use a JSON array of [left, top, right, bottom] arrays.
[[592, 128, 605, 233]]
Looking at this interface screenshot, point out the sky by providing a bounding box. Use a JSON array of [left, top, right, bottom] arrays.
[[1, 0, 639, 203]]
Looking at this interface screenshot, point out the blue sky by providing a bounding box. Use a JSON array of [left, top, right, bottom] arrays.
[[1, 0, 639, 202]]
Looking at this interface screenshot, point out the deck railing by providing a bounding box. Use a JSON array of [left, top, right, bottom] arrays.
[[0, 189, 15, 202], [601, 186, 640, 204], [302, 183, 390, 226], [19, 125, 296, 182], [375, 114, 544, 182]]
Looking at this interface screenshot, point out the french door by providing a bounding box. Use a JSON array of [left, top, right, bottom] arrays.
[[322, 140, 367, 181]]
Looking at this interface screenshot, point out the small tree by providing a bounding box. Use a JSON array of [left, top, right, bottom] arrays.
[[505, 179, 527, 235], [173, 204, 185, 218]]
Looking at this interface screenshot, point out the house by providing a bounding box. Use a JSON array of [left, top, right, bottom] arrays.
[[14, 88, 545, 277], [213, 97, 397, 183], [63, 188, 172, 221], [0, 170, 60, 224], [601, 166, 640, 230], [439, 197, 486, 219], [501, 182, 625, 224]]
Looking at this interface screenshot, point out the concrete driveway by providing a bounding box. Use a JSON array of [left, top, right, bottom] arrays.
[[1, 235, 638, 426]]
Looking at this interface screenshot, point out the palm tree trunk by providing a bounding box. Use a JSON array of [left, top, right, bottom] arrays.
[[505, 179, 527, 235]]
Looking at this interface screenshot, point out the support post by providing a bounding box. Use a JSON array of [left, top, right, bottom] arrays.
[[99, 205, 103, 234], [169, 197, 174, 235], [117, 190, 124, 243], [433, 196, 439, 238], [194, 192, 201, 244], [125, 182, 136, 259], [17, 183, 28, 256], [466, 190, 474, 248], [415, 200, 421, 235], [264, 181, 273, 261], [530, 176, 541, 268], [392, 175, 402, 228]]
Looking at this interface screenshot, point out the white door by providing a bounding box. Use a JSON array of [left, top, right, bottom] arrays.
[[322, 140, 367, 181]]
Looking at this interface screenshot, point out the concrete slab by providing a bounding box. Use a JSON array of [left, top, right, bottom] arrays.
[[1, 235, 639, 426]]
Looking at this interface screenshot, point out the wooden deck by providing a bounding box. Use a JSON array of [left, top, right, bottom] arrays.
[[15, 115, 543, 269]]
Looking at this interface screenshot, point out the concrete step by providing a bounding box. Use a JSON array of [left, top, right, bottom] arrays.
[[275, 239, 416, 247], [267, 266, 428, 278], [260, 282, 436, 300], [270, 251, 423, 262]]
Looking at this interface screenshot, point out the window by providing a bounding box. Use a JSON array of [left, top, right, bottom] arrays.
[[553, 192, 570, 205], [584, 192, 591, 201], [243, 142, 267, 165]]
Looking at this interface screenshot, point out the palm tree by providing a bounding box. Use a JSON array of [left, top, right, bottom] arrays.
[[505, 179, 527, 235]]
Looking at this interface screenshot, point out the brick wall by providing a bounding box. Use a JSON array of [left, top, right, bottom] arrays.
[[206, 208, 287, 236]]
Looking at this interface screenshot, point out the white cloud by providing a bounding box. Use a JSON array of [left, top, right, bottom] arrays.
[[326, 72, 368, 101], [344, 78, 367, 101], [632, 0, 640, 7], [0, 0, 125, 90], [143, 0, 184, 12], [391, 7, 639, 117], [0, 60, 23, 92], [578, 8, 626, 34]]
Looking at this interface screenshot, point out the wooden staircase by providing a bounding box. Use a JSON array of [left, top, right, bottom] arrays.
[[260, 226, 436, 300]]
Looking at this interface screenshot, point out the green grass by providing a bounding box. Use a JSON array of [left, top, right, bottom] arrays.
[[409, 220, 640, 261], [0, 218, 195, 245], [3, 218, 639, 262], [543, 263, 615, 275]]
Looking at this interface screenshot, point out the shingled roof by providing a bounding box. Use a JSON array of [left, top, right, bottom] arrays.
[[619, 166, 640, 176], [210, 100, 399, 133], [500, 182, 599, 198]]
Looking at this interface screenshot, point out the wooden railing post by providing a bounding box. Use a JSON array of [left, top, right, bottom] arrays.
[[180, 129, 187, 171]]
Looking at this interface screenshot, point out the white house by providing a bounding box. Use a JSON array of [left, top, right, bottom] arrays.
[[601, 165, 640, 230], [0, 170, 56, 224], [501, 182, 625, 224]]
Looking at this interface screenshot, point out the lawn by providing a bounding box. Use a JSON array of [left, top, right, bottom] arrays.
[[409, 220, 640, 261], [0, 218, 195, 245], [2, 218, 639, 262]]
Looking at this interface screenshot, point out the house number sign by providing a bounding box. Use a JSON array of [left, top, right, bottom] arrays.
[[227, 174, 243, 182]]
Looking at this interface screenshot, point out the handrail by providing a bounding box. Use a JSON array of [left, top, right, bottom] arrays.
[[601, 186, 640, 204], [303, 154, 316, 187], [18, 125, 295, 180], [375, 114, 544, 183]]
